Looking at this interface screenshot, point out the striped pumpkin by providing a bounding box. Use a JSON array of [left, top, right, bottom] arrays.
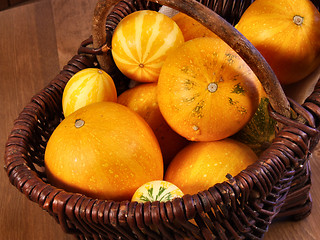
[[111, 10, 184, 83], [131, 180, 184, 203], [62, 68, 117, 117]]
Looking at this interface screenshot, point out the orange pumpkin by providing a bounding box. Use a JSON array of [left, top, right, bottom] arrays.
[[118, 83, 189, 167], [172, 12, 217, 41], [111, 10, 184, 83], [164, 139, 258, 195], [157, 37, 262, 141], [45, 102, 163, 201], [236, 0, 320, 85]]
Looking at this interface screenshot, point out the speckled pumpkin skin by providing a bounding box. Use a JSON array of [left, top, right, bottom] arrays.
[[157, 37, 262, 141], [45, 102, 163, 201]]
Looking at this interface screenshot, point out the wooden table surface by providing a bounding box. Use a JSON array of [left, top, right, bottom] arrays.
[[1, 0, 320, 239]]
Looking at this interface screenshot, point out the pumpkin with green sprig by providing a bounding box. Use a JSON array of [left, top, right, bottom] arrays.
[[131, 180, 184, 203]]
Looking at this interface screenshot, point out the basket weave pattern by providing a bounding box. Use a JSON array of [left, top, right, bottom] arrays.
[[4, 0, 320, 239]]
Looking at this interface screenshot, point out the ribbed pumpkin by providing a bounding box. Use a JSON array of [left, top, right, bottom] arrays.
[[111, 10, 184, 83], [236, 0, 320, 85], [157, 37, 262, 141]]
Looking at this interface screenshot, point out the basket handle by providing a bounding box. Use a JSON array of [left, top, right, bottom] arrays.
[[92, 0, 291, 118]]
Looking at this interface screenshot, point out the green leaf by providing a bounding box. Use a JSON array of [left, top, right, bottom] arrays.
[[159, 192, 172, 202], [148, 187, 154, 200], [139, 194, 152, 202]]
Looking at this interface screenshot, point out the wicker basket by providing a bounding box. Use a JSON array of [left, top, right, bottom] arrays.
[[4, 0, 320, 239]]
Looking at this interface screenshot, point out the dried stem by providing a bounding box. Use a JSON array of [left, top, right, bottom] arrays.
[[92, 0, 117, 73]]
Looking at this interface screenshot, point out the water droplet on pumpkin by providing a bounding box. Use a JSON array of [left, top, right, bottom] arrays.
[[192, 125, 199, 131]]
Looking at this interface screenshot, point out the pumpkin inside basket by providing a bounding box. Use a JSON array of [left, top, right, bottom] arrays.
[[4, 0, 320, 239]]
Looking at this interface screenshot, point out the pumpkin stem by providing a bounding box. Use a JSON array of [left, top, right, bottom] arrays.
[[207, 82, 218, 93], [293, 15, 304, 26], [75, 119, 85, 128]]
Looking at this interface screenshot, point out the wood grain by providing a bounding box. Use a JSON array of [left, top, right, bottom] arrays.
[[1, 0, 320, 239], [51, 0, 96, 68], [0, 0, 81, 239]]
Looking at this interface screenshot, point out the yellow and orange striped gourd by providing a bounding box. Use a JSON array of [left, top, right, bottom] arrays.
[[62, 68, 117, 117], [111, 10, 184, 83]]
